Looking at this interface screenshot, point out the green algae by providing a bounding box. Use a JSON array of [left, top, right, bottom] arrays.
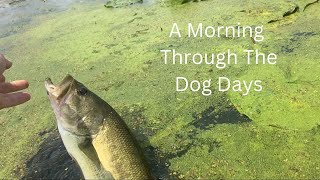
[[0, 0, 319, 179], [228, 4, 320, 130], [104, 0, 143, 8], [170, 124, 320, 179]]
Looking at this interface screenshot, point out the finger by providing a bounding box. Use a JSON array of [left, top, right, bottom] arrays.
[[0, 54, 12, 69], [0, 59, 5, 75], [0, 75, 5, 82], [0, 80, 29, 93], [0, 92, 31, 109], [0, 54, 12, 75]]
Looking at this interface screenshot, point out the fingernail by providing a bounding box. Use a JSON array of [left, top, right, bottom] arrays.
[[25, 81, 29, 88], [22, 92, 31, 100]]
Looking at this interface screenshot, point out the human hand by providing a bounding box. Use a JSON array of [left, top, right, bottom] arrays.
[[0, 54, 31, 109]]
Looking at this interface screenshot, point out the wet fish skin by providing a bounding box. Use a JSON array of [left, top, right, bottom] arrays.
[[45, 75, 152, 180], [92, 107, 152, 179], [45, 76, 113, 179], [57, 122, 111, 179]]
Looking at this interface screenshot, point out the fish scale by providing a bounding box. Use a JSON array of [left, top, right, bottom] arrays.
[[45, 75, 152, 180], [92, 115, 152, 179]]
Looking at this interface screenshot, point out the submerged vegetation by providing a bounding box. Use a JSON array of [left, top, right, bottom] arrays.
[[0, 0, 319, 179]]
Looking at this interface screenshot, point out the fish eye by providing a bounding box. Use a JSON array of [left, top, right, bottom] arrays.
[[77, 87, 88, 96]]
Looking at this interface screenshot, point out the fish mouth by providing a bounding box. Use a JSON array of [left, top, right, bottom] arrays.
[[45, 74, 74, 99]]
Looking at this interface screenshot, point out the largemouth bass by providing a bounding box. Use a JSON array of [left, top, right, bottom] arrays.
[[45, 75, 152, 180]]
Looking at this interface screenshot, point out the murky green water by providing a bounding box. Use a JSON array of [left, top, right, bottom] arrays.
[[0, 0, 319, 179]]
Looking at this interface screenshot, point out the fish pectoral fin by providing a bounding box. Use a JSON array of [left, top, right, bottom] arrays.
[[78, 138, 115, 179], [78, 138, 101, 167]]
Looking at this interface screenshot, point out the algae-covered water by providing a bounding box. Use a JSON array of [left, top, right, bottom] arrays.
[[0, 0, 319, 179]]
